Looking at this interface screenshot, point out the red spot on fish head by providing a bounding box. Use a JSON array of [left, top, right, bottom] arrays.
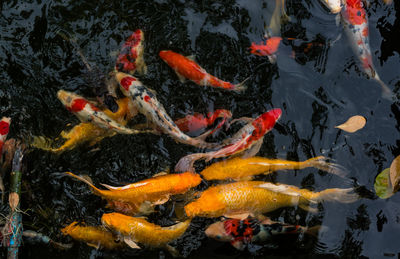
[[120, 76, 136, 91], [0, 121, 10, 135], [159, 50, 172, 61], [144, 95, 151, 102], [69, 98, 88, 113]]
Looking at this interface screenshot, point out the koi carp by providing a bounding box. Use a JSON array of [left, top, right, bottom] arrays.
[[0, 117, 11, 155], [66, 171, 201, 215], [115, 72, 217, 148], [101, 212, 191, 257], [175, 108, 282, 173], [32, 98, 136, 153], [174, 109, 232, 136], [115, 29, 147, 74], [159, 50, 246, 92], [340, 0, 392, 98], [205, 217, 321, 250], [184, 181, 359, 218], [61, 221, 123, 249], [320, 0, 342, 13], [250, 37, 282, 63], [57, 90, 144, 135], [200, 156, 346, 181]]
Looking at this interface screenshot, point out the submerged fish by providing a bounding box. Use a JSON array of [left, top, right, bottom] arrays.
[[340, 0, 392, 98], [115, 72, 217, 148], [320, 0, 342, 13], [57, 90, 145, 135], [184, 181, 358, 218], [101, 212, 191, 257], [174, 109, 232, 136], [250, 37, 282, 63], [159, 50, 246, 91], [61, 221, 123, 249], [32, 98, 136, 153], [175, 108, 282, 173], [66, 171, 201, 215], [205, 217, 321, 250], [0, 117, 11, 155], [115, 29, 147, 74], [200, 156, 346, 181]]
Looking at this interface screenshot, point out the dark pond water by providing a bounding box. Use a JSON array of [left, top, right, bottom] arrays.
[[1, 0, 400, 258]]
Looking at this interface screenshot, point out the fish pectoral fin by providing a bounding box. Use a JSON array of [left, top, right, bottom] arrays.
[[241, 137, 264, 159], [152, 196, 170, 205], [138, 201, 156, 214], [299, 204, 319, 213], [123, 236, 141, 249], [186, 55, 196, 61], [152, 171, 168, 177], [231, 240, 246, 251], [86, 242, 101, 249], [175, 71, 186, 83], [165, 244, 181, 257], [335, 14, 341, 27], [256, 183, 301, 197], [223, 212, 251, 220]]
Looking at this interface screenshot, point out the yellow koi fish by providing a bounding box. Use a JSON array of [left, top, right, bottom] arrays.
[[200, 156, 346, 181], [32, 98, 136, 153], [184, 181, 358, 219], [101, 212, 190, 257], [66, 171, 202, 215], [61, 221, 123, 249]]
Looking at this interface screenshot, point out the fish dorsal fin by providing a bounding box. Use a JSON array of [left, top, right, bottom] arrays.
[[123, 236, 141, 249], [256, 183, 301, 197], [223, 212, 251, 220], [100, 182, 149, 190], [186, 55, 196, 61], [175, 71, 186, 83], [152, 171, 168, 177], [86, 242, 100, 249]]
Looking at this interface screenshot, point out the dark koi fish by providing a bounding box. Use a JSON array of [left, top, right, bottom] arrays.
[[159, 50, 246, 92], [205, 217, 321, 250]]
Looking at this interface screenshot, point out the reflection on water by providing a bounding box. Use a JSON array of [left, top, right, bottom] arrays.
[[1, 0, 400, 258]]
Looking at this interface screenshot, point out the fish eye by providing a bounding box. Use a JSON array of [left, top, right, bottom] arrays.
[[216, 235, 221, 239]]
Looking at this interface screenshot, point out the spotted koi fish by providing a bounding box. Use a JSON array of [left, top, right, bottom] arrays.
[[341, 0, 392, 98], [0, 117, 11, 155], [159, 50, 246, 91], [175, 108, 282, 173], [115, 29, 147, 74], [115, 72, 217, 148], [174, 109, 232, 136], [57, 90, 145, 135], [205, 217, 321, 250]]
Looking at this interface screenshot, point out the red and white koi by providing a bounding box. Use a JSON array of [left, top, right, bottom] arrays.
[[115, 29, 147, 74], [340, 0, 392, 97], [0, 117, 11, 155], [57, 90, 143, 135], [115, 72, 216, 148], [175, 108, 282, 172], [159, 50, 246, 92]]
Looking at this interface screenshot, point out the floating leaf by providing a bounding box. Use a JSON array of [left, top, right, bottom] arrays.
[[335, 115, 366, 133], [390, 155, 400, 193], [374, 168, 394, 199]]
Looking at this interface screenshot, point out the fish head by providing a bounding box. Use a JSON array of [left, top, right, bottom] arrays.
[[184, 188, 225, 218], [205, 221, 233, 242], [158, 50, 173, 62], [115, 72, 141, 96], [60, 221, 79, 236], [252, 108, 282, 135], [101, 212, 128, 232], [57, 90, 91, 113], [0, 117, 11, 136], [321, 0, 342, 13]]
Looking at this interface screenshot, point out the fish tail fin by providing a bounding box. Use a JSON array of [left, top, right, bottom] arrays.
[[65, 172, 103, 196], [314, 188, 359, 203], [303, 156, 347, 178], [30, 136, 59, 153], [232, 77, 249, 92], [175, 153, 207, 172]]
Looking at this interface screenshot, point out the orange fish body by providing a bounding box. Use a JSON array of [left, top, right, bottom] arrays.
[[250, 37, 282, 57], [61, 221, 123, 249], [159, 50, 246, 91], [66, 172, 202, 215], [184, 181, 358, 218], [101, 212, 191, 249], [200, 156, 345, 181]]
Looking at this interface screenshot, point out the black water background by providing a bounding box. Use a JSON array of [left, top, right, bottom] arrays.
[[1, 0, 400, 258]]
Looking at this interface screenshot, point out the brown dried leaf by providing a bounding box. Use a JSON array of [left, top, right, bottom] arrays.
[[335, 115, 366, 133], [9, 192, 20, 211], [390, 155, 400, 193]]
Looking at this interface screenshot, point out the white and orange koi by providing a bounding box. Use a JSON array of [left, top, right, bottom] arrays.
[[175, 109, 282, 172], [57, 90, 145, 135], [115, 72, 217, 148], [340, 0, 392, 98]]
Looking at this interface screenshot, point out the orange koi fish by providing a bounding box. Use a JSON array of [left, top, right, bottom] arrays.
[[159, 50, 246, 91], [184, 181, 358, 219], [200, 156, 346, 181], [174, 109, 232, 136], [205, 217, 321, 250], [101, 212, 191, 256], [32, 98, 136, 153], [341, 0, 392, 98], [115, 29, 147, 74], [66, 171, 201, 215], [0, 117, 10, 155], [250, 37, 282, 63], [61, 221, 123, 249], [175, 108, 282, 173]]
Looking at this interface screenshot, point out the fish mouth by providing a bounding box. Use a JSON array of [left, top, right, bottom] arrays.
[[57, 90, 71, 105]]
